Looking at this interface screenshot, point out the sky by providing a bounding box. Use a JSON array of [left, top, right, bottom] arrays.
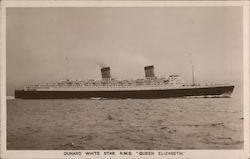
[[6, 7, 243, 96]]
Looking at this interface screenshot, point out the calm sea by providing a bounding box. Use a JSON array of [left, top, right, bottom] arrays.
[[7, 97, 243, 150]]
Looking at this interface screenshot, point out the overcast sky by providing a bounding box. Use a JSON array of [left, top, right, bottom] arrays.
[[6, 7, 243, 95]]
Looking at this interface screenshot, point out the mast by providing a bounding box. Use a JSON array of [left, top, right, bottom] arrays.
[[189, 53, 195, 86], [192, 64, 195, 86], [65, 56, 69, 80]]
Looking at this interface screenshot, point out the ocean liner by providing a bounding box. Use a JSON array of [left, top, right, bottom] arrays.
[[15, 65, 234, 99]]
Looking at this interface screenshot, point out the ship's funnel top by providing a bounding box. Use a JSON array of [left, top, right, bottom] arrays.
[[144, 65, 156, 79], [101, 67, 111, 81]]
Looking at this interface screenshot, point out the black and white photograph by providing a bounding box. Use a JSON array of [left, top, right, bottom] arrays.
[[1, 1, 249, 159]]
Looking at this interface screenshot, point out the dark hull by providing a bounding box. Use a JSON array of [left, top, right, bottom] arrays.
[[15, 85, 234, 99]]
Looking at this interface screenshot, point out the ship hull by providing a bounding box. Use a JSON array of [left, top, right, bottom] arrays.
[[15, 85, 234, 99]]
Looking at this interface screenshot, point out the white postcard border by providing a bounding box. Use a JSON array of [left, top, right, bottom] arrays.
[[0, 1, 249, 159]]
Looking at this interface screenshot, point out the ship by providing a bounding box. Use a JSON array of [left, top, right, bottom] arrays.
[[15, 65, 234, 99]]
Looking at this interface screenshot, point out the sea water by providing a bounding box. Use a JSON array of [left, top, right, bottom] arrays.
[[7, 97, 243, 150]]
